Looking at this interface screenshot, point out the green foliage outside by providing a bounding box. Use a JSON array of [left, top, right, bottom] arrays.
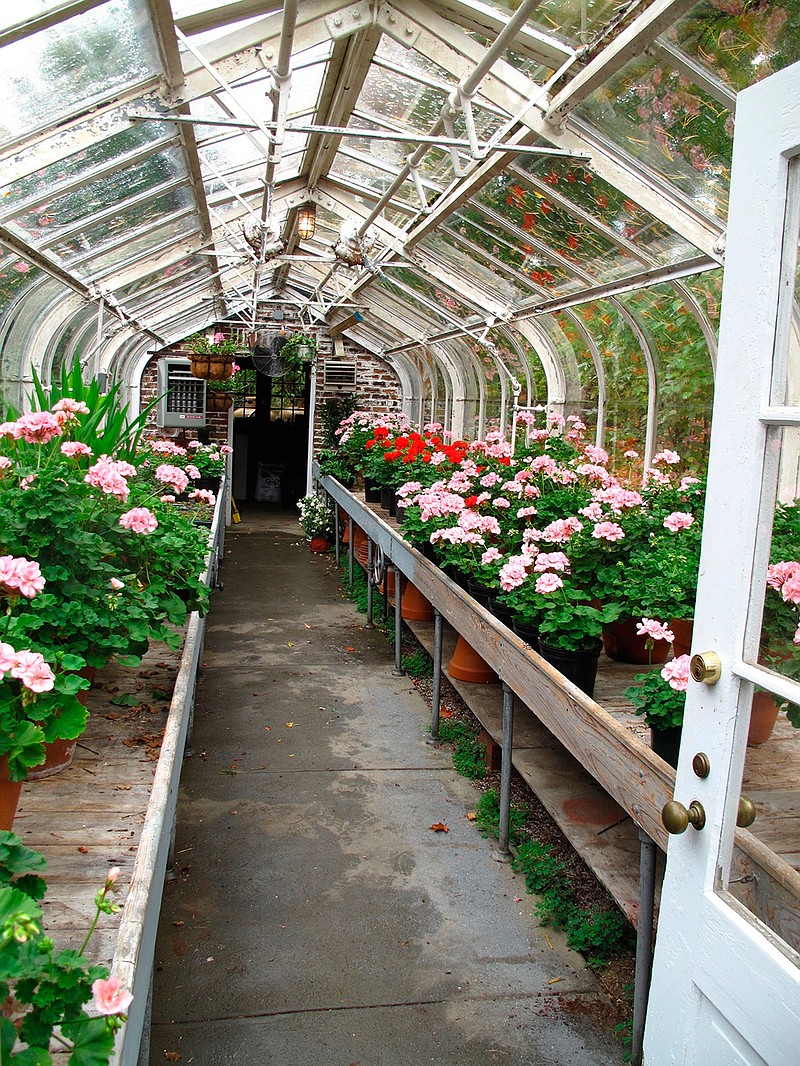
[[512, 840, 634, 967], [437, 719, 486, 780]]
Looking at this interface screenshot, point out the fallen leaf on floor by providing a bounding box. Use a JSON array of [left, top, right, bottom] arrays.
[[287, 642, 294, 647], [514, 897, 523, 902], [544, 933, 553, 949], [547, 977, 563, 985], [78, 846, 88, 854], [114, 785, 132, 792], [304, 624, 311, 629], [164, 1053, 182, 1062], [439, 707, 453, 718], [346, 646, 355, 652], [429, 822, 449, 833], [285, 722, 294, 728], [466, 812, 477, 821], [172, 920, 184, 928]]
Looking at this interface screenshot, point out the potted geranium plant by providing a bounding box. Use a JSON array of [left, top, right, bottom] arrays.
[[624, 654, 691, 767], [0, 830, 132, 1063]]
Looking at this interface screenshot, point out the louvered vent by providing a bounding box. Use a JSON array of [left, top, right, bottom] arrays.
[[324, 362, 357, 390]]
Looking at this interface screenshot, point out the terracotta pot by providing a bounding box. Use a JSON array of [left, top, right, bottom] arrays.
[[351, 524, 368, 549], [309, 536, 332, 553], [747, 691, 781, 746], [27, 736, 78, 780], [0, 757, 23, 832], [28, 667, 95, 780], [670, 618, 694, 658], [602, 617, 671, 665], [401, 582, 434, 622], [448, 636, 498, 684]]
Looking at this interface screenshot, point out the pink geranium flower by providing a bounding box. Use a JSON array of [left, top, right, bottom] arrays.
[[92, 976, 133, 1016], [155, 464, 188, 495], [15, 411, 63, 444], [535, 572, 563, 594], [61, 440, 93, 458], [636, 618, 674, 643], [661, 654, 691, 692], [592, 521, 625, 542], [119, 508, 158, 534], [0, 642, 17, 675], [10, 650, 55, 692], [663, 511, 694, 532]]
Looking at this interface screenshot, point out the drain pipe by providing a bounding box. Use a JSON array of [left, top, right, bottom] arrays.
[[631, 827, 657, 1066], [365, 539, 374, 627]]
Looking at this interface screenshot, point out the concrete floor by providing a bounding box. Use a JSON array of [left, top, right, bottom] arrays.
[[149, 505, 622, 1065]]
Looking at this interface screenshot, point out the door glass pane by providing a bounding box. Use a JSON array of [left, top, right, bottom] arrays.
[[732, 186, 800, 956]]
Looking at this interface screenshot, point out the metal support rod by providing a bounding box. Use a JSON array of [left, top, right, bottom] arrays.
[[428, 609, 444, 744], [631, 828, 658, 1066], [365, 538, 374, 628], [496, 682, 515, 859], [348, 521, 354, 587], [334, 507, 340, 567], [393, 565, 403, 675]]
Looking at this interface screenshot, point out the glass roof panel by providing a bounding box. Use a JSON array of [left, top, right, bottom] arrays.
[[39, 186, 197, 260], [513, 154, 702, 263], [674, 1, 800, 91], [442, 204, 583, 296], [575, 53, 733, 221], [11, 147, 185, 239], [531, 0, 632, 47], [0, 123, 173, 211], [113, 253, 211, 303], [623, 282, 714, 469], [0, 0, 159, 145], [87, 216, 202, 276], [416, 229, 529, 303], [683, 267, 723, 330], [475, 171, 644, 284], [0, 252, 42, 322], [388, 266, 479, 319]]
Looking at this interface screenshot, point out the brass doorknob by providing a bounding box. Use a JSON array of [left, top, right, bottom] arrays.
[[662, 799, 707, 834], [690, 651, 722, 684], [737, 796, 756, 828]]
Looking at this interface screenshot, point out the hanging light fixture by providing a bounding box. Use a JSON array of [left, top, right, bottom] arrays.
[[296, 202, 317, 240]]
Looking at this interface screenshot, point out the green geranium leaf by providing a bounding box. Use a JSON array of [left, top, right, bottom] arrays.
[[110, 694, 138, 707], [62, 1017, 115, 1066]]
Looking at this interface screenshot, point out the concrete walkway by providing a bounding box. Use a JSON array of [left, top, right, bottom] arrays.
[[149, 508, 621, 1065]]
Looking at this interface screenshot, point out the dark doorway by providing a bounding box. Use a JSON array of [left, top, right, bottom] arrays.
[[231, 358, 309, 506]]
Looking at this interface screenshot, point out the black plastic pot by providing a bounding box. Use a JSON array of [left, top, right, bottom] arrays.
[[486, 593, 515, 629], [364, 477, 382, 504], [650, 725, 682, 768], [512, 618, 540, 647], [466, 578, 492, 609], [537, 636, 603, 698]]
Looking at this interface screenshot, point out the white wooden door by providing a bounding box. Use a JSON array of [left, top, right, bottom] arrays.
[[644, 61, 800, 1065]]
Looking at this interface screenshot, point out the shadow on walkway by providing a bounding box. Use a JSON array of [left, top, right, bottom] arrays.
[[149, 508, 620, 1064]]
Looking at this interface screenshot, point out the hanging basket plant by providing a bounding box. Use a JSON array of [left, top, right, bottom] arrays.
[[183, 331, 240, 381]]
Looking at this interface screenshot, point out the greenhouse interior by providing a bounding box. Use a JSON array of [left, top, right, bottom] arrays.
[[0, 0, 799, 1063]]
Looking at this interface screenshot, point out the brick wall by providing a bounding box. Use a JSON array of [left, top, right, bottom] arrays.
[[139, 315, 402, 454]]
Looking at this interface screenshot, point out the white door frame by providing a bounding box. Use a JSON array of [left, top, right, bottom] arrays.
[[644, 61, 800, 1065]]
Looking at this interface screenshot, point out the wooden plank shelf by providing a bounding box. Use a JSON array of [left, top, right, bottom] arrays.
[[322, 477, 800, 950]]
